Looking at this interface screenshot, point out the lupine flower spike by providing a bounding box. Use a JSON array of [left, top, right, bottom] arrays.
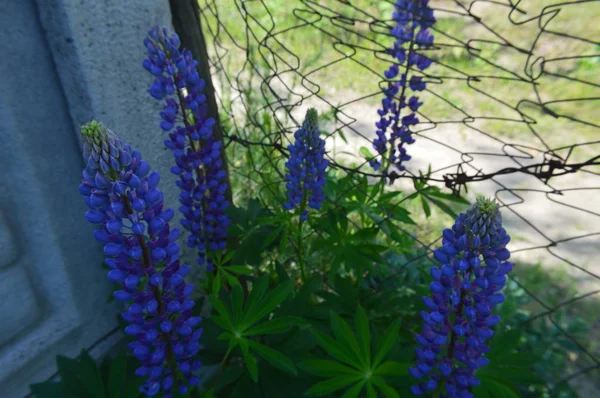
[[143, 25, 230, 272], [371, 0, 435, 175], [79, 121, 202, 397], [410, 197, 513, 397], [284, 108, 329, 221]]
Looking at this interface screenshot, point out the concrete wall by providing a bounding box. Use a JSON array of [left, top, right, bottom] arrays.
[[0, 1, 178, 396]]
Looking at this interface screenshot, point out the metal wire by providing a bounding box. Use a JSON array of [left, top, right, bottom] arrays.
[[197, 0, 600, 395]]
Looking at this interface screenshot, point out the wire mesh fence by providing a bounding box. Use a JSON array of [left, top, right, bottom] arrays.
[[197, 0, 599, 395]]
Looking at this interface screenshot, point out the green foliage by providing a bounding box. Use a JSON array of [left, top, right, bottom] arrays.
[[208, 275, 305, 382], [299, 306, 408, 397], [30, 349, 144, 398]]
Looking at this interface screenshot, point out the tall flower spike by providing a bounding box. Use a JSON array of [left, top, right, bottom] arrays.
[[371, 0, 435, 176], [143, 25, 230, 272], [284, 108, 329, 221], [79, 121, 202, 398], [410, 197, 513, 397]]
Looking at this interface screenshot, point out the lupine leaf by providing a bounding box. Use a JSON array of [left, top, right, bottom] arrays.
[[225, 266, 254, 275], [212, 271, 221, 296], [107, 350, 127, 398], [329, 312, 365, 369], [29, 382, 70, 398], [244, 316, 307, 336], [208, 299, 234, 330], [370, 376, 400, 398], [78, 350, 107, 398], [242, 275, 270, 317], [241, 279, 294, 330], [274, 261, 291, 283], [224, 272, 243, 291], [373, 361, 409, 376], [247, 340, 297, 376], [56, 355, 90, 397], [365, 381, 377, 398], [212, 315, 233, 332], [231, 284, 244, 324], [304, 375, 364, 396], [420, 196, 431, 218], [238, 339, 259, 382], [213, 365, 244, 393], [340, 381, 366, 398], [354, 306, 371, 366], [298, 359, 361, 377], [261, 223, 285, 250], [425, 195, 460, 219], [311, 328, 360, 368], [372, 319, 401, 368], [474, 375, 520, 398]]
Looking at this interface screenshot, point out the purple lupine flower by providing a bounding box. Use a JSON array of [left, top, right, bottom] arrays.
[[143, 25, 230, 272], [409, 197, 512, 397], [79, 121, 202, 397], [284, 108, 329, 221], [371, 0, 435, 175]]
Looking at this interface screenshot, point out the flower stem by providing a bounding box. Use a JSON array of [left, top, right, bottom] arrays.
[[211, 344, 233, 389], [297, 191, 308, 284]]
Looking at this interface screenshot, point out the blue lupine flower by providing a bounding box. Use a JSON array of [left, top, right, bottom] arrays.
[[79, 121, 202, 397], [371, 0, 435, 174], [410, 197, 512, 397], [143, 25, 230, 272], [284, 108, 329, 221]]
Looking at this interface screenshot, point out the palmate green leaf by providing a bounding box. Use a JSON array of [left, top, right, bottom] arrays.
[[354, 306, 371, 366], [213, 365, 244, 393], [473, 375, 521, 398], [304, 375, 364, 397], [208, 298, 234, 330], [240, 279, 294, 330], [330, 312, 365, 369], [261, 223, 285, 250], [224, 271, 243, 292], [340, 381, 366, 398], [365, 381, 377, 398], [78, 350, 107, 398], [231, 284, 244, 324], [244, 316, 308, 336], [240, 275, 270, 320], [373, 361, 409, 376], [225, 265, 254, 275], [212, 315, 233, 332], [29, 382, 70, 398], [212, 270, 222, 296], [247, 340, 297, 376], [311, 328, 361, 368], [370, 376, 400, 398], [425, 195, 459, 219], [56, 355, 92, 398], [420, 196, 432, 218], [239, 339, 259, 382], [107, 350, 126, 398], [298, 359, 361, 378], [373, 319, 401, 368]]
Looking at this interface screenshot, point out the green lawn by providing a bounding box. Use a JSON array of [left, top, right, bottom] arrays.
[[199, 0, 599, 158]]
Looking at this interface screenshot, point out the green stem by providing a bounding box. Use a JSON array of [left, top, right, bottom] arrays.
[[297, 191, 308, 284], [211, 345, 234, 390]]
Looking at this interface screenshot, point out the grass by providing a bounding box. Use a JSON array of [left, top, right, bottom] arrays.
[[200, 0, 599, 157]]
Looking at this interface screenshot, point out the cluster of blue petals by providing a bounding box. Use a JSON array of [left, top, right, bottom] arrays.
[[143, 25, 230, 271], [371, 0, 435, 173], [410, 198, 513, 397], [284, 108, 329, 221], [79, 122, 202, 397]]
